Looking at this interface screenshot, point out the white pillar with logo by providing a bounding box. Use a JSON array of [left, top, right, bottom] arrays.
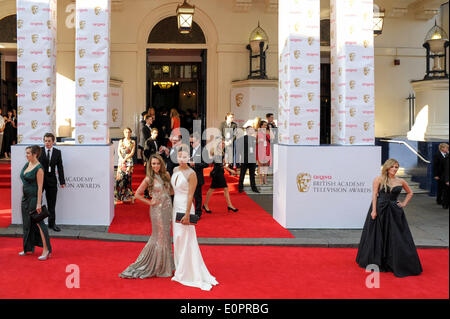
[[273, 0, 380, 229]]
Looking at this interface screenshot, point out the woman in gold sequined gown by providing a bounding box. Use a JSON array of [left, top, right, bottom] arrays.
[[119, 154, 175, 279]]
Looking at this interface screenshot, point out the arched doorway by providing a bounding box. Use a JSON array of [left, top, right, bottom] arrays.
[[136, 3, 219, 132], [146, 16, 207, 134], [0, 14, 17, 114]]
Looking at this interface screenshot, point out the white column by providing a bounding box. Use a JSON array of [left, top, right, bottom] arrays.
[[75, 0, 111, 144], [330, 0, 375, 145], [278, 0, 320, 145], [16, 0, 57, 144]]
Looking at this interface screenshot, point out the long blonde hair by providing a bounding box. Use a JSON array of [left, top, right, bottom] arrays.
[[380, 158, 399, 191], [146, 154, 172, 194]]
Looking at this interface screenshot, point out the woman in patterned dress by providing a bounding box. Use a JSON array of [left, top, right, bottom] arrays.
[[115, 128, 136, 204]]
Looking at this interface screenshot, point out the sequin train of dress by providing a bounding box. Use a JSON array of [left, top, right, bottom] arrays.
[[171, 167, 218, 290], [356, 185, 423, 277], [119, 175, 174, 278]]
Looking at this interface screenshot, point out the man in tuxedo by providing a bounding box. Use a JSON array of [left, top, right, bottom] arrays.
[[442, 154, 449, 209], [143, 128, 162, 163], [433, 143, 449, 205], [219, 112, 238, 167], [189, 132, 209, 218], [39, 133, 65, 232], [236, 125, 259, 193], [139, 115, 153, 164], [162, 134, 181, 176]]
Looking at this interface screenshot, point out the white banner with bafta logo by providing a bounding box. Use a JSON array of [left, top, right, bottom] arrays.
[[278, 0, 320, 145], [75, 0, 111, 144], [11, 144, 114, 225], [16, 0, 57, 144], [330, 0, 375, 145], [273, 144, 380, 228]]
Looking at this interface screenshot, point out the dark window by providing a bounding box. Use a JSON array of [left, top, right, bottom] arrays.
[[148, 16, 205, 44]]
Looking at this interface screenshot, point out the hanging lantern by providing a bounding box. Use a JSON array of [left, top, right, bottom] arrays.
[[176, 0, 195, 34], [373, 4, 385, 37], [423, 20, 449, 80], [246, 22, 269, 79]]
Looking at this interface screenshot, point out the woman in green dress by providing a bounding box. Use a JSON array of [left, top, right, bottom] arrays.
[[19, 145, 52, 261]]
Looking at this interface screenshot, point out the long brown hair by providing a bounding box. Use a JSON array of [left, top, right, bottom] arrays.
[[146, 153, 172, 194], [380, 158, 399, 191]]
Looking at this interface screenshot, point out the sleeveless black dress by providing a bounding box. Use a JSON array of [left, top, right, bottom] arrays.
[[210, 155, 227, 189], [356, 185, 422, 277]]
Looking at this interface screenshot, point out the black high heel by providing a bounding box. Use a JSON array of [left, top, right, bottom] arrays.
[[202, 205, 212, 214], [227, 206, 239, 212]]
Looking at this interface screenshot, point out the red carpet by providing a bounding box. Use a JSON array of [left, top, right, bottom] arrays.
[[0, 237, 447, 299], [0, 163, 11, 228], [108, 164, 294, 238]]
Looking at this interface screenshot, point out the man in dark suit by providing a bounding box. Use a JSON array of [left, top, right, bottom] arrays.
[[39, 133, 65, 232], [219, 112, 238, 167], [162, 134, 181, 176], [433, 143, 449, 205], [143, 128, 161, 163], [189, 133, 209, 218], [139, 115, 153, 164], [236, 125, 259, 193]]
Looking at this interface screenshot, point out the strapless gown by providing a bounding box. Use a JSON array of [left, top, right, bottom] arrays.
[[356, 185, 423, 277]]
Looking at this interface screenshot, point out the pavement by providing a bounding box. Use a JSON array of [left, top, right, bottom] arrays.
[[1, 193, 448, 248]]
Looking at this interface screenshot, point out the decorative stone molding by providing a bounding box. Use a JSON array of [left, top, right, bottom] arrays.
[[410, 0, 442, 20], [233, 0, 252, 12], [265, 0, 277, 13]]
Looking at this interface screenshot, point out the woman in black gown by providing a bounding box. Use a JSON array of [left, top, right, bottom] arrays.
[[356, 158, 422, 277], [1, 110, 15, 159], [202, 139, 238, 213]]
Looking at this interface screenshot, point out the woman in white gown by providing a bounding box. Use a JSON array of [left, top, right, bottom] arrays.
[[171, 145, 218, 291]]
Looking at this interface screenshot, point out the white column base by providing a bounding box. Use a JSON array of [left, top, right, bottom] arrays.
[[12, 144, 115, 226], [273, 144, 381, 228]]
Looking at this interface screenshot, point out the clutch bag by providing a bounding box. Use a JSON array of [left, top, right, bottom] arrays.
[[175, 212, 199, 225], [29, 205, 49, 223]]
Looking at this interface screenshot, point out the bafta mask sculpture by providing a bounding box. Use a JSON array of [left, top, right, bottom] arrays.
[[308, 37, 313, 46], [94, 35, 101, 44], [307, 64, 314, 74], [294, 50, 300, 59], [235, 93, 244, 107], [79, 20, 86, 30], [18, 48, 24, 57], [78, 135, 85, 144], [78, 106, 85, 116], [31, 120, 38, 129], [18, 106, 24, 115], [47, 49, 51, 58], [78, 78, 85, 87], [47, 20, 51, 29], [296, 173, 312, 192], [338, 95, 343, 104], [112, 108, 119, 122], [93, 92, 100, 101], [349, 108, 356, 117], [338, 121, 343, 131], [18, 135, 23, 144], [338, 67, 342, 76], [31, 34, 38, 43], [94, 6, 101, 15], [349, 136, 356, 144], [17, 19, 23, 29], [46, 106, 51, 115], [307, 92, 314, 102], [307, 120, 314, 130], [31, 63, 38, 72], [363, 66, 370, 76], [18, 77, 23, 87], [31, 91, 38, 101], [31, 5, 39, 15], [79, 49, 86, 58], [93, 120, 99, 130], [294, 78, 300, 87], [294, 106, 300, 115], [293, 135, 300, 144]]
